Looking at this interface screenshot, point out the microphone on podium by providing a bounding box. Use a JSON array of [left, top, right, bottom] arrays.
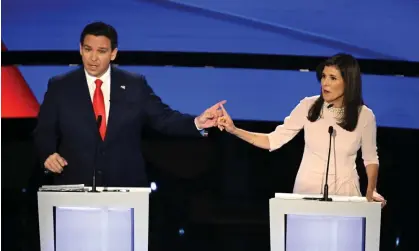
[[320, 125, 334, 201], [90, 115, 102, 193], [302, 103, 335, 201]]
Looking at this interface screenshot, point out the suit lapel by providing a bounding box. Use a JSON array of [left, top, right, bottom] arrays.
[[73, 67, 99, 135], [104, 66, 126, 144]]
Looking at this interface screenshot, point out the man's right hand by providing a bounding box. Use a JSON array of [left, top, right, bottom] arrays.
[[44, 153, 68, 173]]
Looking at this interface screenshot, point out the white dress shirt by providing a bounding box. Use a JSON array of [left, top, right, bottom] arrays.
[[84, 66, 111, 125]]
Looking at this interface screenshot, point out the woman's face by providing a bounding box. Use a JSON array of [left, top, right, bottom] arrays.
[[321, 66, 345, 107]]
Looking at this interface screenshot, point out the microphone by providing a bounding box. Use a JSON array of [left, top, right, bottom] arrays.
[[327, 103, 334, 108], [320, 126, 334, 201], [90, 115, 102, 193]]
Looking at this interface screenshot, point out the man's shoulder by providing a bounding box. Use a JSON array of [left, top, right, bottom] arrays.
[[111, 67, 152, 94], [51, 67, 83, 81], [48, 67, 84, 88], [112, 66, 146, 83]]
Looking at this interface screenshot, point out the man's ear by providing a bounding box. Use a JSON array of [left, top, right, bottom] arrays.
[[79, 44, 83, 56], [111, 48, 118, 61]]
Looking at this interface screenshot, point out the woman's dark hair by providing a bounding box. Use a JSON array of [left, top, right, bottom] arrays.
[[80, 21, 118, 50], [307, 53, 364, 131]]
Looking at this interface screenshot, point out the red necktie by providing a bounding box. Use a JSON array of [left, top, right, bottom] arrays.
[[93, 79, 106, 140]]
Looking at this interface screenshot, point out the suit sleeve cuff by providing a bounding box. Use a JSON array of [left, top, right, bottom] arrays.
[[194, 117, 208, 136]]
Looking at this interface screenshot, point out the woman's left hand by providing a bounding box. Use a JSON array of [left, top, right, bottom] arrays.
[[366, 189, 387, 208]]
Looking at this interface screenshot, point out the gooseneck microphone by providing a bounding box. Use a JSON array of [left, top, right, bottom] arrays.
[[90, 115, 102, 193], [320, 126, 334, 201], [302, 103, 335, 201]]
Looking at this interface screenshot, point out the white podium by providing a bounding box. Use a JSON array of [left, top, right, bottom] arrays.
[[37, 185, 151, 251], [269, 193, 381, 251]]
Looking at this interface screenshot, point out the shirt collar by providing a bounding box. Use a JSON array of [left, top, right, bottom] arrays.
[[84, 65, 111, 85]]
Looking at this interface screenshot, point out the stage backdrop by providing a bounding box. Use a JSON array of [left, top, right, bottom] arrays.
[[3, 0, 419, 60], [2, 0, 419, 129]]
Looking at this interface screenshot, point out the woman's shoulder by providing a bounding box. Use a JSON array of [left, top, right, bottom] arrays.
[[360, 104, 375, 117], [302, 95, 320, 102], [297, 95, 319, 108], [358, 104, 376, 125]]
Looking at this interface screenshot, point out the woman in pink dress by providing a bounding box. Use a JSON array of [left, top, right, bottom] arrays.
[[217, 53, 386, 206]]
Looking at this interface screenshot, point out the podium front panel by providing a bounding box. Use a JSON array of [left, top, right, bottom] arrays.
[[55, 207, 134, 251], [269, 195, 381, 251], [38, 188, 151, 251], [285, 214, 365, 251]]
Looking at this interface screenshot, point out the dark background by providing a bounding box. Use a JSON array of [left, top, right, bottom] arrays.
[[2, 109, 418, 250]]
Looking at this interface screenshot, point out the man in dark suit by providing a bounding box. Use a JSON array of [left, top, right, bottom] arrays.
[[34, 21, 225, 187]]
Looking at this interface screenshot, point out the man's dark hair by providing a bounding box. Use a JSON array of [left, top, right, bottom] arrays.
[[80, 22, 118, 50], [307, 53, 364, 131]]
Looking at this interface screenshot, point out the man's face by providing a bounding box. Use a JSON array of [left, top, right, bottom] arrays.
[[80, 35, 117, 77]]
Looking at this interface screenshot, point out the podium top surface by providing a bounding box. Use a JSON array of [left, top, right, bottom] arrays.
[[274, 193, 367, 202], [37, 185, 152, 207], [271, 193, 382, 217], [39, 185, 152, 193]]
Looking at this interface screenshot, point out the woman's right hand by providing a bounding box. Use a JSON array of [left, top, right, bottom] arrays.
[[217, 104, 237, 133]]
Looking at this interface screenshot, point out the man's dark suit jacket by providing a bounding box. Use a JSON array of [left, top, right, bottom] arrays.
[[34, 66, 202, 187]]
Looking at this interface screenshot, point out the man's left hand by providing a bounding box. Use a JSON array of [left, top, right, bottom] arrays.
[[195, 100, 227, 129]]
